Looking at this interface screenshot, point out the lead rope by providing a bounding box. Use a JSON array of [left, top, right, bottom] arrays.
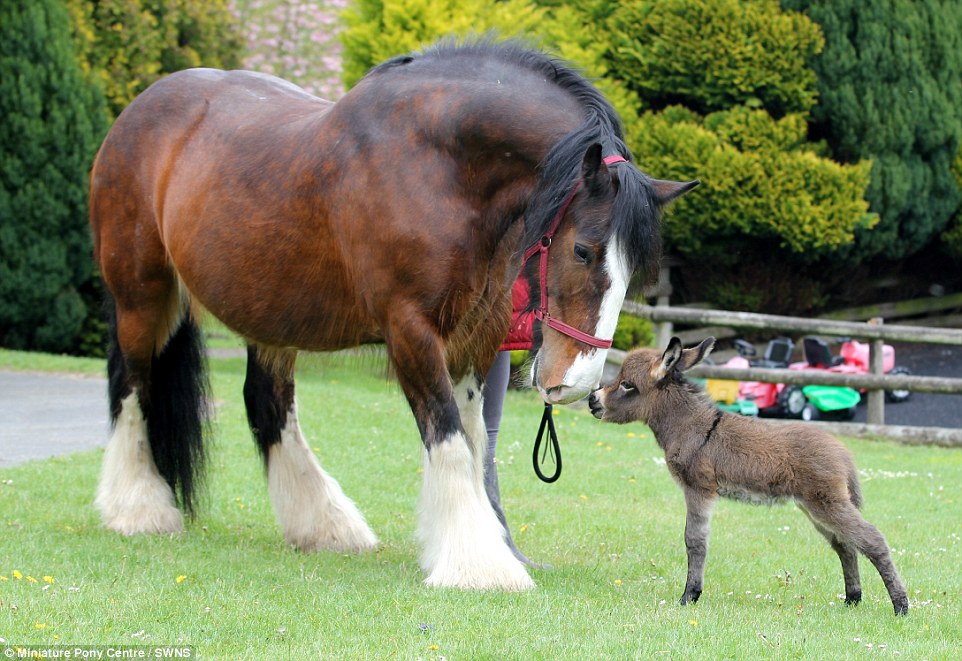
[[533, 403, 562, 483], [527, 153, 627, 484]]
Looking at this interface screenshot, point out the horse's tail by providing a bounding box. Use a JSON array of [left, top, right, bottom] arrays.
[[105, 294, 210, 516]]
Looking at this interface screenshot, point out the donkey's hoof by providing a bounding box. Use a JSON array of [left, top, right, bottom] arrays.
[[680, 589, 701, 605], [893, 598, 909, 616], [844, 591, 862, 606]]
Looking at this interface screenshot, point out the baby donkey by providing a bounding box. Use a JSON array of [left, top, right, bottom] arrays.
[[588, 337, 908, 615]]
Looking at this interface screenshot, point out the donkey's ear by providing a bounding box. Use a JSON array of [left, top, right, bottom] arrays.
[[581, 143, 611, 194], [652, 178, 700, 206], [656, 336, 684, 380], [677, 337, 715, 372]]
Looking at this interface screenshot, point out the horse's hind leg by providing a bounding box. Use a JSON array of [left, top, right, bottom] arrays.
[[244, 346, 377, 553], [97, 287, 205, 535], [803, 499, 908, 615]]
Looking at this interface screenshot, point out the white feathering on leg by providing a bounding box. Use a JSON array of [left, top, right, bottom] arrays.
[[267, 403, 378, 553], [96, 392, 184, 535]]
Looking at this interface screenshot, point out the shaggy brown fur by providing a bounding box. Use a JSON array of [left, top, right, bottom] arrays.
[[588, 336, 908, 615]]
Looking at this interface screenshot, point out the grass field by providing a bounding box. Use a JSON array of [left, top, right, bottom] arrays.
[[1, 349, 960, 658]]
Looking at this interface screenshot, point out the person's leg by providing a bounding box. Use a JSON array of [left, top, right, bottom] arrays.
[[483, 351, 545, 567]]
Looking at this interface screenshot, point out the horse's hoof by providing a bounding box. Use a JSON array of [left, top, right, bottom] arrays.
[[423, 565, 535, 591], [102, 506, 184, 536], [287, 528, 379, 554]]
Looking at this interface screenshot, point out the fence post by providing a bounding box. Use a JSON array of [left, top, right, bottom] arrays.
[[867, 317, 885, 425], [653, 258, 675, 350]]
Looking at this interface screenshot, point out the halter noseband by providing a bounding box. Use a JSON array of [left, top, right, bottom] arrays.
[[522, 154, 626, 350]]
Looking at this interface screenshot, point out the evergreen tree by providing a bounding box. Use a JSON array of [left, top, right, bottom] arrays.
[[784, 0, 962, 260], [67, 0, 243, 119], [0, 0, 107, 351]]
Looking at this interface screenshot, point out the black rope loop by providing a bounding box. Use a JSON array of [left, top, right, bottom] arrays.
[[533, 402, 562, 483]]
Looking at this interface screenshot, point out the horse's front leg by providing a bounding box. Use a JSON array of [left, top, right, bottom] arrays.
[[388, 327, 534, 590]]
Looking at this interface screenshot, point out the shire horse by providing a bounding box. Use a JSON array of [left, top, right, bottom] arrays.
[[89, 39, 697, 590]]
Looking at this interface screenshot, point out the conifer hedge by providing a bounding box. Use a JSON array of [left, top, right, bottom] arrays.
[[341, 0, 878, 312], [0, 1, 107, 352]]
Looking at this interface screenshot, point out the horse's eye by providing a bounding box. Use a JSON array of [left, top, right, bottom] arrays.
[[620, 380, 636, 392], [574, 243, 592, 265]]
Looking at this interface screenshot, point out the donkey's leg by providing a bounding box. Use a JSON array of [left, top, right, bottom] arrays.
[[244, 347, 377, 553], [798, 504, 862, 605], [96, 293, 195, 535], [804, 500, 908, 615], [680, 488, 716, 605]]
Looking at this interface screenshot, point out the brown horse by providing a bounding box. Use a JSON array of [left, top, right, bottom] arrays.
[[89, 39, 697, 590]]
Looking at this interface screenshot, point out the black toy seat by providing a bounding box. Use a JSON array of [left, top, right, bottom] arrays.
[[803, 336, 845, 368], [751, 336, 794, 369]]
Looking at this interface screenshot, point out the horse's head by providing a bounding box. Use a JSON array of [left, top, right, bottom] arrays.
[[528, 144, 697, 405]]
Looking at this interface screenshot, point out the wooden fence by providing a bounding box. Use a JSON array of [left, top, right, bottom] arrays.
[[614, 301, 962, 446]]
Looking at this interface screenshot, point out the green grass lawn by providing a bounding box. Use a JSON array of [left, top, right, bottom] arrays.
[[1, 349, 960, 658]]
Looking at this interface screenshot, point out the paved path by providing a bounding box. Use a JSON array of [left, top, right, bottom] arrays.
[[0, 371, 108, 468]]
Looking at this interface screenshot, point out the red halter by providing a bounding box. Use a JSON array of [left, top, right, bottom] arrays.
[[522, 155, 626, 349]]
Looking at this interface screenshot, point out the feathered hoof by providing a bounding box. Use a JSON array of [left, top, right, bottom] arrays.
[[423, 561, 535, 591], [286, 524, 380, 554], [100, 501, 184, 536]]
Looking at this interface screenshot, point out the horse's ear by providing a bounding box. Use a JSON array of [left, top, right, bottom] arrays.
[[581, 143, 610, 194], [652, 178, 700, 206]]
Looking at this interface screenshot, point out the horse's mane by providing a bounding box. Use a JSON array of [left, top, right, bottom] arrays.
[[366, 37, 662, 284]]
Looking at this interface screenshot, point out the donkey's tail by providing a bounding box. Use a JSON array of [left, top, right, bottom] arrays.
[[106, 292, 211, 517], [847, 466, 863, 510]]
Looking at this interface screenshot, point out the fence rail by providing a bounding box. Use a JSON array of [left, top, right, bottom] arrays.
[[616, 302, 962, 445]]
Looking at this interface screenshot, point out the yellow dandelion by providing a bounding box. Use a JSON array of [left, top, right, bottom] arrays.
[[689, 620, 698, 627], [579, 494, 588, 500], [34, 623, 46, 630], [175, 575, 187, 584], [13, 570, 22, 579], [0, 576, 7, 581], [43, 576, 55, 584], [628, 477, 637, 483], [627, 432, 636, 438], [614, 579, 623, 586], [519, 524, 528, 534], [428, 645, 439, 651], [552, 409, 559, 415], [26, 576, 38, 583], [596, 441, 604, 447]]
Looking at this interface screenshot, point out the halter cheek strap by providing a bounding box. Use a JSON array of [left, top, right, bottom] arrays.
[[522, 155, 627, 350]]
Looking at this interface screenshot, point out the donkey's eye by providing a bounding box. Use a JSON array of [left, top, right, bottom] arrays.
[[619, 380, 636, 393], [573, 243, 592, 265]]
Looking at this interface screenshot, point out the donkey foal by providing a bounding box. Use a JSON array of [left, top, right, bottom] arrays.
[[588, 337, 908, 615]]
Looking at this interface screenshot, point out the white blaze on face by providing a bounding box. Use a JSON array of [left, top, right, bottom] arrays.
[[545, 234, 631, 404]]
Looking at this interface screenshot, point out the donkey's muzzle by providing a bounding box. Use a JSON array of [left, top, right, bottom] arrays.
[[587, 390, 604, 419]]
